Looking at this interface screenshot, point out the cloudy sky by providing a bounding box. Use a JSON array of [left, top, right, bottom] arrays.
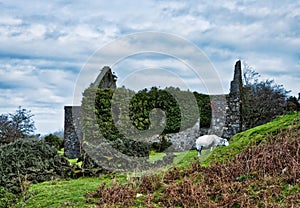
[[0, 0, 299, 135]]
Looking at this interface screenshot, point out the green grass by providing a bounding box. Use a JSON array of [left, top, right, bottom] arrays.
[[148, 150, 166, 163], [13, 150, 210, 207], [13, 112, 300, 207], [202, 112, 299, 166], [13, 175, 126, 208], [14, 178, 99, 207], [58, 148, 82, 167]]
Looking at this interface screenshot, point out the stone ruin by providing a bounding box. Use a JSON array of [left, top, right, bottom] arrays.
[[64, 106, 82, 158], [64, 61, 243, 158], [64, 66, 117, 158], [223, 60, 243, 138]]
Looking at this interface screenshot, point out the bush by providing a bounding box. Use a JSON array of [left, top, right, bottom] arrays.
[[81, 86, 151, 158], [286, 96, 300, 112], [81, 86, 210, 156], [0, 187, 18, 208], [0, 139, 72, 193], [129, 87, 199, 134], [242, 65, 289, 129], [151, 136, 172, 152], [44, 134, 63, 149]]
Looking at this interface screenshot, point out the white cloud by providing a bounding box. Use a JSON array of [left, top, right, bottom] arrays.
[[0, 16, 23, 25], [0, 0, 299, 133], [28, 24, 47, 39], [0, 59, 77, 134]]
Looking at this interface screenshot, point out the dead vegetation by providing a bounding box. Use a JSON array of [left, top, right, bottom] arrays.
[[85, 128, 300, 207]]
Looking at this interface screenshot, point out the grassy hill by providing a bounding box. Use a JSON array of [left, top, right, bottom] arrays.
[[12, 112, 299, 207]]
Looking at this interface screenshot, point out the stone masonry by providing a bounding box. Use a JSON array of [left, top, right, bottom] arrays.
[[64, 106, 82, 158], [223, 60, 243, 139], [208, 95, 227, 136], [64, 61, 243, 157], [64, 66, 116, 158]]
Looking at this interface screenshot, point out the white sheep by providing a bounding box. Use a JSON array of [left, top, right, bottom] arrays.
[[195, 134, 229, 157]]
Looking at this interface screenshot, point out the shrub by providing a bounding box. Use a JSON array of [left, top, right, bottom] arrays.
[[286, 96, 300, 112], [44, 134, 63, 149], [0, 139, 72, 193], [151, 136, 172, 152], [81, 86, 151, 158], [242, 66, 289, 129], [0, 187, 18, 208]]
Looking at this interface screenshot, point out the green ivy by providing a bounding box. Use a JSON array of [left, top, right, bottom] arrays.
[[81, 84, 212, 164]]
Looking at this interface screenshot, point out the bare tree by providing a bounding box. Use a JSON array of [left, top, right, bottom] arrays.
[[243, 61, 260, 86]]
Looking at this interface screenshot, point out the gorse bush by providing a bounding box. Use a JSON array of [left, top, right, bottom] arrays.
[[0, 139, 71, 193]]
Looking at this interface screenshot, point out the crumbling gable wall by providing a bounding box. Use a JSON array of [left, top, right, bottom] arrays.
[[63, 66, 116, 158]]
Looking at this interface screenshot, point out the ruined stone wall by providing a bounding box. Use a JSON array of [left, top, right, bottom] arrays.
[[64, 106, 82, 158], [166, 120, 200, 151], [200, 61, 243, 140], [64, 62, 243, 158], [208, 95, 227, 136], [64, 66, 116, 158], [223, 60, 243, 139], [94, 66, 117, 89]]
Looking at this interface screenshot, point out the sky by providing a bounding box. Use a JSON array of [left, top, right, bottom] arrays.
[[0, 0, 299, 135]]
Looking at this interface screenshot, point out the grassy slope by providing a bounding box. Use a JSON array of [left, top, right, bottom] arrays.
[[202, 112, 299, 166], [13, 112, 299, 207]]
